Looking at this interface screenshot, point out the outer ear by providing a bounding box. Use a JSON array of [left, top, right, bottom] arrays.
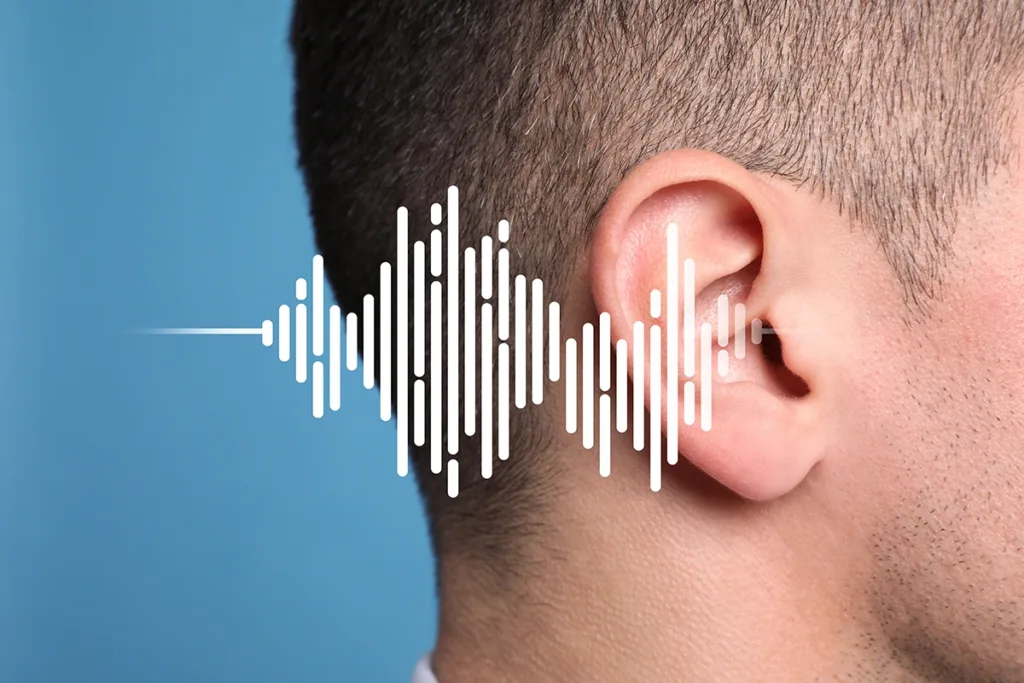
[[591, 149, 824, 501]]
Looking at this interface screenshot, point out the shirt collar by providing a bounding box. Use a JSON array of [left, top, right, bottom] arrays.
[[410, 654, 438, 683]]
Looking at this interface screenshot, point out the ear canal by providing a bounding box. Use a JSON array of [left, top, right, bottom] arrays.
[[757, 322, 810, 398], [760, 323, 784, 366]]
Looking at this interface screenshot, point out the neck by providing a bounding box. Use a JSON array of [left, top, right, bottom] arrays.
[[429, 459, 930, 683]]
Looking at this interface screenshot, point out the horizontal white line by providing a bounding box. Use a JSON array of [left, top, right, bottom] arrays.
[[134, 327, 265, 335]]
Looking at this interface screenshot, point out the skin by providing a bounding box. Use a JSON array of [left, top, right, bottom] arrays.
[[430, 91, 1024, 683]]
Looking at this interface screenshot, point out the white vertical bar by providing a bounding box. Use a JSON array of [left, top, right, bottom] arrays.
[[582, 323, 594, 450], [261, 320, 273, 347], [514, 275, 527, 409], [599, 312, 611, 391], [548, 302, 560, 382], [650, 290, 661, 318], [312, 255, 324, 357], [565, 339, 577, 434], [684, 258, 695, 376], [650, 324, 662, 491], [380, 263, 392, 420], [431, 203, 442, 225], [312, 361, 324, 418], [465, 248, 476, 436], [531, 279, 543, 405], [667, 223, 679, 466], [480, 236, 493, 300], [701, 322, 713, 431], [278, 305, 291, 362], [718, 349, 730, 377], [296, 303, 308, 384], [481, 303, 493, 478], [717, 293, 729, 346], [498, 342, 510, 461], [498, 219, 510, 243], [329, 305, 341, 411], [431, 281, 443, 473], [430, 230, 442, 277], [616, 339, 627, 433], [295, 281, 306, 384], [498, 248, 510, 340], [414, 379, 426, 446], [447, 186, 460, 456], [396, 211, 409, 474], [447, 459, 459, 498], [633, 321, 644, 451], [346, 312, 358, 371], [413, 241, 426, 377], [599, 394, 611, 477], [684, 381, 695, 425], [751, 318, 764, 345], [734, 303, 747, 359], [361, 295, 373, 389]]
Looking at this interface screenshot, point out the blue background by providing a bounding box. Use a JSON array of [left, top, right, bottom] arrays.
[[1, 2, 437, 682]]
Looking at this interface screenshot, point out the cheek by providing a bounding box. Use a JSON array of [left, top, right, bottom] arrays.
[[821, 176, 1024, 656], [954, 176, 1024, 366], [942, 230, 1024, 396], [876, 272, 1024, 578], [823, 264, 1024, 539]]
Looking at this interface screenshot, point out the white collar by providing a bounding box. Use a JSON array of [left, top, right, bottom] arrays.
[[409, 654, 438, 683]]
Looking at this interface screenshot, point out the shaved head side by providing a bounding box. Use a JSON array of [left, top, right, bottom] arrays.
[[289, 0, 1024, 568]]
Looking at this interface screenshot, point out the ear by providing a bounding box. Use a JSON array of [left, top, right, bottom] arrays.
[[591, 149, 825, 501]]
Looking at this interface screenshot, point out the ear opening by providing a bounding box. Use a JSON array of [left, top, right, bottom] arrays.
[[758, 322, 810, 398]]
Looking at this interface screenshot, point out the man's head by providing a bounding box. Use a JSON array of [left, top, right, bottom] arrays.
[[291, 2, 1024, 680]]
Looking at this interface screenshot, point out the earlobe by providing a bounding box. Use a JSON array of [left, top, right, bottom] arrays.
[[590, 149, 825, 501], [674, 380, 822, 501]]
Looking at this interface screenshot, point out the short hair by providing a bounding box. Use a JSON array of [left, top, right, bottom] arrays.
[[289, 0, 1024, 571]]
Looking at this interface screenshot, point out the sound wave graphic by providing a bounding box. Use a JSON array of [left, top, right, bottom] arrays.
[[144, 187, 770, 496]]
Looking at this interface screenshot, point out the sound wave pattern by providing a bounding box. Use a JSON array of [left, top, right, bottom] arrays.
[[146, 187, 770, 496]]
